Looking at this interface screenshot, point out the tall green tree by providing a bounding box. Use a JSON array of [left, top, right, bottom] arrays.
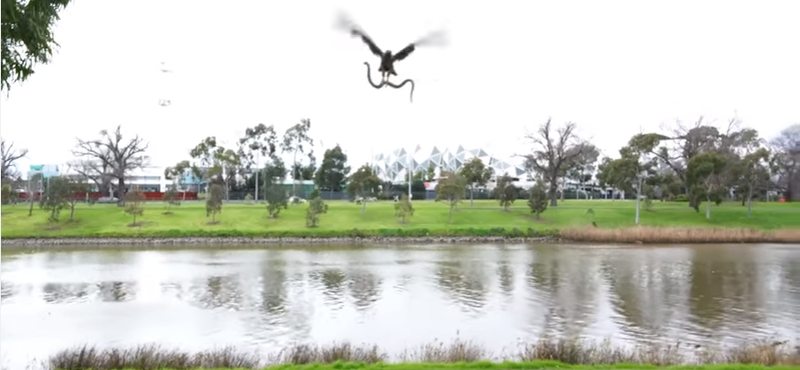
[[731, 148, 771, 218], [206, 182, 224, 223], [527, 179, 548, 220], [218, 148, 243, 200], [238, 123, 280, 202], [459, 157, 493, 206], [686, 151, 728, 219], [164, 160, 191, 200], [597, 135, 658, 224], [264, 157, 288, 218], [305, 194, 328, 227], [394, 194, 414, 224], [282, 118, 313, 196], [1, 0, 71, 92], [565, 144, 599, 199], [435, 171, 467, 223], [190, 137, 245, 200], [315, 144, 350, 194], [495, 174, 517, 211], [39, 176, 71, 222], [347, 164, 380, 214]]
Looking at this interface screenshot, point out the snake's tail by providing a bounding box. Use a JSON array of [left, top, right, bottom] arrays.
[[387, 79, 415, 103], [363, 61, 415, 103]]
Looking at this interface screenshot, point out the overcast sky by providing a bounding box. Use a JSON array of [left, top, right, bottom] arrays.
[[1, 0, 799, 174]]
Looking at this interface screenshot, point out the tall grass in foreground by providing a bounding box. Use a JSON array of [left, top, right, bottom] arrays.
[[561, 226, 800, 243], [46, 338, 800, 370]]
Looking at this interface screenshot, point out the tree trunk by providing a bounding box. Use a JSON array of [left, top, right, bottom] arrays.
[[705, 194, 711, 220], [549, 181, 558, 207], [292, 150, 298, 197], [70, 204, 75, 221], [361, 198, 366, 214], [448, 203, 454, 222], [118, 178, 126, 207], [470, 185, 474, 206], [746, 186, 753, 218]]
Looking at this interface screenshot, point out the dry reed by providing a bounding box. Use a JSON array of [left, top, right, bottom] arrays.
[[560, 226, 800, 244], [44, 338, 800, 370]]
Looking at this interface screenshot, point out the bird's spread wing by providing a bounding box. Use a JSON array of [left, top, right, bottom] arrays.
[[392, 30, 447, 62], [335, 12, 384, 57], [392, 44, 415, 62], [351, 29, 384, 58]]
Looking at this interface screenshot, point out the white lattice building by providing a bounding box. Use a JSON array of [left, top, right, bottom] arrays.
[[373, 145, 526, 183]]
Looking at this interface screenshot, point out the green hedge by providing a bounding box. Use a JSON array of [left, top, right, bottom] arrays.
[[1, 227, 562, 240]]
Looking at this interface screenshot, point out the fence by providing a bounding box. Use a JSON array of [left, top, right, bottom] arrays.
[[14, 191, 200, 202]]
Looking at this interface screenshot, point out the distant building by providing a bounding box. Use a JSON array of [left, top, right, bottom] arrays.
[[281, 180, 315, 198], [373, 145, 526, 183], [27, 164, 62, 179], [25, 163, 167, 193]]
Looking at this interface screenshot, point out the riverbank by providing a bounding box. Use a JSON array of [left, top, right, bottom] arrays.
[[3, 200, 799, 238], [3, 226, 800, 249], [0, 235, 560, 248], [42, 340, 800, 370], [3, 200, 799, 247]]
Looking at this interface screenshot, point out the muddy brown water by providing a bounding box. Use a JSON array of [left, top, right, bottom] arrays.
[[2, 243, 800, 368]]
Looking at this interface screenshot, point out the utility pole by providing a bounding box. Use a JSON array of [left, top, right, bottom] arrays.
[[254, 152, 260, 201], [634, 154, 649, 225]]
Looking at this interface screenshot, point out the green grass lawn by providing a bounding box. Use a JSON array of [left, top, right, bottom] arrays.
[[1, 198, 798, 239]]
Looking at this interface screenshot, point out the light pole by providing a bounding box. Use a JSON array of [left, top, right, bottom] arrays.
[[634, 154, 650, 225], [254, 152, 260, 201]]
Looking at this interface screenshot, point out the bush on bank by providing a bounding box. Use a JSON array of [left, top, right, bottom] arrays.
[[1, 226, 561, 240], [5, 226, 800, 244], [44, 339, 800, 370]]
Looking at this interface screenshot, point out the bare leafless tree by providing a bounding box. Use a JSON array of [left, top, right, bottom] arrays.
[[68, 157, 114, 196], [1, 139, 28, 182], [522, 118, 590, 207], [72, 126, 149, 205]]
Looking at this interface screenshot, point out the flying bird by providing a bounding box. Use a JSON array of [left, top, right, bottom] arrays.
[[335, 12, 446, 102]]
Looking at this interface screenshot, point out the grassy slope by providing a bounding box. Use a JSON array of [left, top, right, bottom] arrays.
[[2, 199, 798, 239], [101, 363, 800, 370]]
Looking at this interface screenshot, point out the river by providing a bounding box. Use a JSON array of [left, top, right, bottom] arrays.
[[2, 243, 799, 368]]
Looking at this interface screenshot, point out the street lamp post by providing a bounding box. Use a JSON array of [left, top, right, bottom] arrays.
[[254, 152, 260, 202], [634, 154, 650, 225]]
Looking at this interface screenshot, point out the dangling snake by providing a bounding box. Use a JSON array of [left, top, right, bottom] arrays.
[[363, 61, 415, 103]]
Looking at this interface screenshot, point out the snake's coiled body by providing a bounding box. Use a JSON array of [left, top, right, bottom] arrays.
[[363, 61, 415, 103]]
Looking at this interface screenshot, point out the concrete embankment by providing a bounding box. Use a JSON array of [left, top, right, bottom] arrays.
[[0, 236, 561, 249]]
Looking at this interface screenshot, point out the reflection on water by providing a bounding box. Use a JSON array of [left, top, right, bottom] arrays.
[[2, 243, 799, 369]]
